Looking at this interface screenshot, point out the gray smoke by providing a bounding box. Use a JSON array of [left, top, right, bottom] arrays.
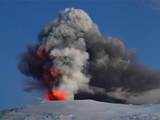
[[18, 8, 160, 104]]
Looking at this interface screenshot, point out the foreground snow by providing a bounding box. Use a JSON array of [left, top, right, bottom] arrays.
[[1, 100, 160, 120]]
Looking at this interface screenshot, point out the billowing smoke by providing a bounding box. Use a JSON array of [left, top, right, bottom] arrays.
[[18, 8, 160, 104]]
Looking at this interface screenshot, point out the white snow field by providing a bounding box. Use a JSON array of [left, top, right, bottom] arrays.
[[0, 100, 160, 120]]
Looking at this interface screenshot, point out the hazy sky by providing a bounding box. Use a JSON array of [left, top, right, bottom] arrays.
[[0, 0, 160, 109]]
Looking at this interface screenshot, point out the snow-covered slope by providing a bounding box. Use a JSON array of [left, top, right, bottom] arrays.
[[1, 100, 160, 120]]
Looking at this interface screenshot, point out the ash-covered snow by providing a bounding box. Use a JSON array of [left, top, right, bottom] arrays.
[[1, 100, 160, 120]]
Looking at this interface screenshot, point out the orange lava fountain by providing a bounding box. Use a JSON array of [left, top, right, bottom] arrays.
[[45, 89, 70, 101]]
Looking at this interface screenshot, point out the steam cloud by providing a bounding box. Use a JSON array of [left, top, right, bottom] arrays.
[[18, 8, 160, 104]]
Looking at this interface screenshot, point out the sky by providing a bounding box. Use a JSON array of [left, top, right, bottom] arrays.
[[0, 0, 160, 109]]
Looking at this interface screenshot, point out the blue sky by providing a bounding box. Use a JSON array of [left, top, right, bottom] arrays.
[[0, 0, 160, 109]]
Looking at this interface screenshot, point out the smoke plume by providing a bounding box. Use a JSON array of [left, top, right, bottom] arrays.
[[18, 8, 160, 104]]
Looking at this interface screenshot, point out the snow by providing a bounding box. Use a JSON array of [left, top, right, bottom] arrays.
[[1, 100, 160, 120]]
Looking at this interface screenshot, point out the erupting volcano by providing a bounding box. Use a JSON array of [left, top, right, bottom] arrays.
[[19, 8, 160, 104]]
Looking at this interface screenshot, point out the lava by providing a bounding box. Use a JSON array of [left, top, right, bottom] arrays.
[[45, 89, 70, 101]]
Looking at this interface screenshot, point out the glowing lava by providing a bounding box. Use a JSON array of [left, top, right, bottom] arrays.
[[45, 89, 70, 101]]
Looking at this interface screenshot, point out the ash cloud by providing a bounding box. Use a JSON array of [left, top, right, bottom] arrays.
[[18, 8, 160, 104]]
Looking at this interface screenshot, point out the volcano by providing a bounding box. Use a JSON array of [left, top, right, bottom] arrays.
[[18, 8, 160, 104], [1, 100, 160, 120]]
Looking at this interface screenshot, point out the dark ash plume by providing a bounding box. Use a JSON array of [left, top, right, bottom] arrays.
[[18, 8, 160, 104]]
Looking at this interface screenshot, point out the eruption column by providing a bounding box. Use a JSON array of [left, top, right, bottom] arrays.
[[19, 8, 160, 104]]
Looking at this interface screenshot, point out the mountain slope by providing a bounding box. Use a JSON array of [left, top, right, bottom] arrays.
[[1, 100, 160, 120]]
